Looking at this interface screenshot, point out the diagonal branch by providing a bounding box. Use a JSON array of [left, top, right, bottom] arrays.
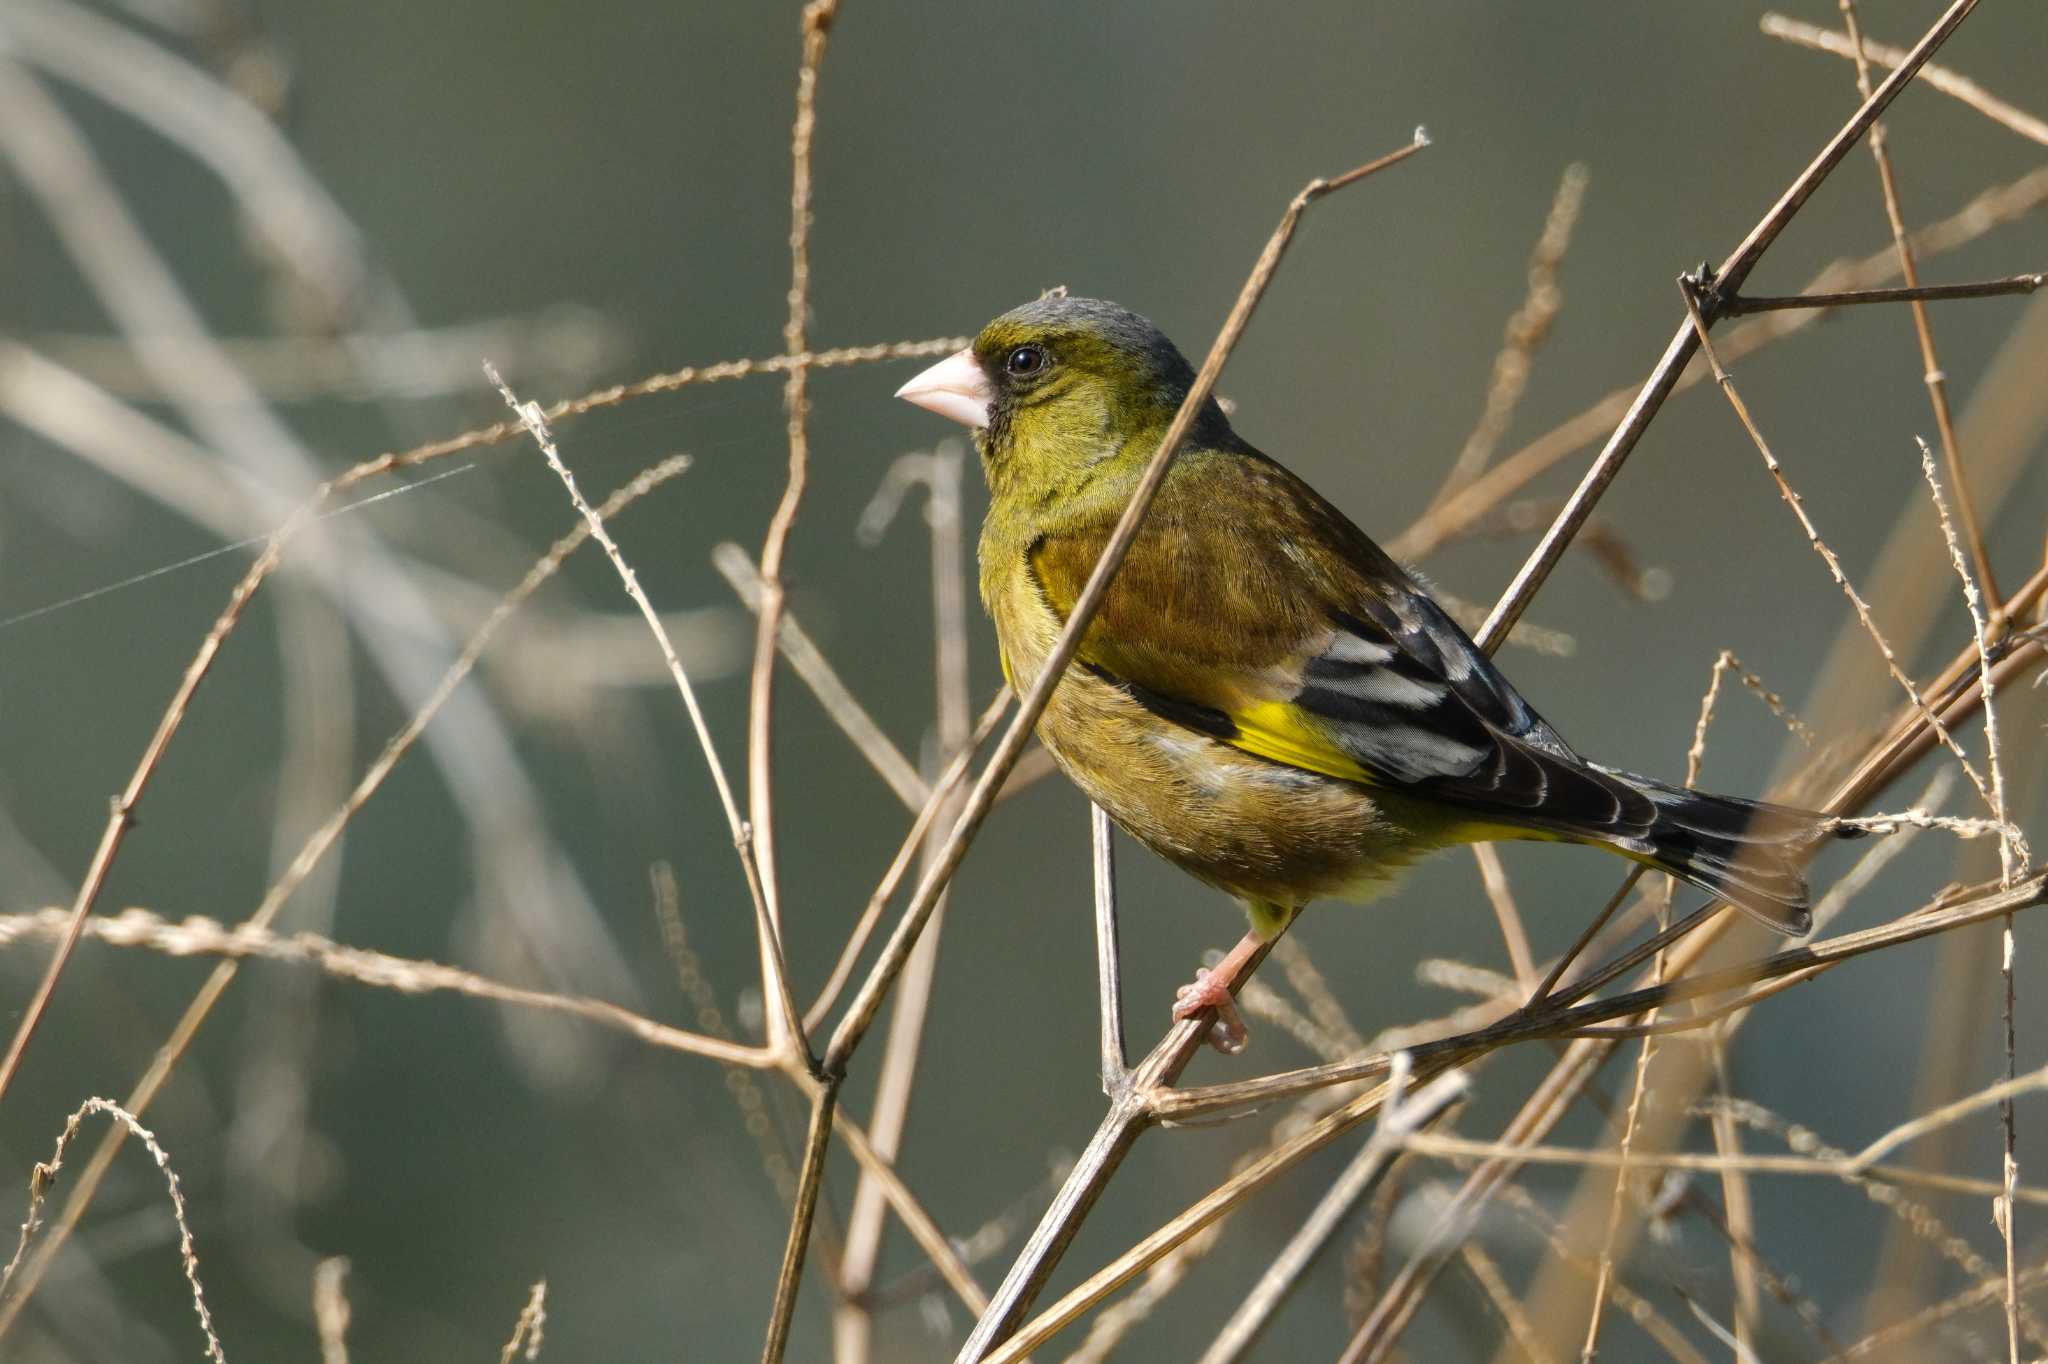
[[1473, 0, 1981, 652]]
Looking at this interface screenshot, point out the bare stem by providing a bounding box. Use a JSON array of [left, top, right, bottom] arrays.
[[760, 1074, 842, 1364], [835, 445, 975, 1364], [802, 689, 1012, 1033], [1761, 12, 2048, 147], [1723, 273, 2044, 313], [1837, 0, 1998, 610], [1093, 804, 1131, 1094], [714, 543, 927, 812], [748, 0, 843, 1065]]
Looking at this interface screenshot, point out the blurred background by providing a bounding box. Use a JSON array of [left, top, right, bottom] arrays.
[[2, 1, 2045, 1359]]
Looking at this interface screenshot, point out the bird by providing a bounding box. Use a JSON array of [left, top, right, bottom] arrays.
[[895, 293, 1848, 1051]]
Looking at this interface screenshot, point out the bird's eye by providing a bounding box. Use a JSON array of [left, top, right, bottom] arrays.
[[1005, 345, 1046, 377]]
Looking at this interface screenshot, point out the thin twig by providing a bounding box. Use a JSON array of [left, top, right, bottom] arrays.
[[1, 1098, 224, 1363], [1061, 1224, 1225, 1364], [763, 1075, 842, 1364], [0, 904, 772, 1067], [1848, 1063, 2048, 1175], [1341, 1038, 1614, 1364], [1462, 1242, 1554, 1364], [1918, 432, 2025, 1362], [1398, 1097, 2048, 1191], [1472, 843, 1537, 991], [1526, 869, 1647, 1009], [713, 542, 927, 812], [1093, 804, 1131, 1094], [0, 907, 989, 1322], [313, 335, 972, 503], [1808, 776, 1956, 946], [1692, 650, 1817, 759], [1580, 868, 1674, 1361], [755, 6, 849, 1343], [831, 1102, 992, 1318], [487, 370, 805, 1056], [801, 688, 1012, 1033], [1723, 273, 2044, 313], [1836, 0, 1998, 611], [1831, 561, 2048, 813], [1707, 1047, 1762, 1356], [1682, 652, 1764, 1358], [1678, 278, 1996, 812], [497, 1280, 547, 1364], [1155, 873, 2048, 1122], [1761, 13, 2048, 147], [0, 315, 935, 1159], [1919, 437, 2023, 887], [749, 0, 843, 1080], [1825, 1259, 2048, 1363]]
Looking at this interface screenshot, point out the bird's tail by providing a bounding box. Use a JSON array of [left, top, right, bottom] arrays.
[[1593, 765, 1859, 935]]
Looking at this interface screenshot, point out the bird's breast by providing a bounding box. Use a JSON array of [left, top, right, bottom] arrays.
[[982, 550, 1445, 910]]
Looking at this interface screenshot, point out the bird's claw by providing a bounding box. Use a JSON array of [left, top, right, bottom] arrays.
[[1173, 968, 1249, 1055]]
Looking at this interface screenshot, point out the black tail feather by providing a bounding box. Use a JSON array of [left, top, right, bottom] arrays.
[[1592, 765, 1860, 935]]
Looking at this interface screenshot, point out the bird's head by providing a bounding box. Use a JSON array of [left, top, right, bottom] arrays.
[[896, 295, 1233, 495]]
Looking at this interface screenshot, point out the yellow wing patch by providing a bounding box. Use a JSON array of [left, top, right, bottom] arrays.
[[1227, 700, 1373, 783]]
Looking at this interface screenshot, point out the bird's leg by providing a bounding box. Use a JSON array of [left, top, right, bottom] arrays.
[[1174, 903, 1297, 1054], [1172, 930, 1261, 1054]]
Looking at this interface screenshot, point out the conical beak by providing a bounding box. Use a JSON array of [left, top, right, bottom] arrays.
[[895, 349, 993, 429]]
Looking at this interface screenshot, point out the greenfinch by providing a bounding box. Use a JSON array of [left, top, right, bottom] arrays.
[[897, 294, 1843, 1048]]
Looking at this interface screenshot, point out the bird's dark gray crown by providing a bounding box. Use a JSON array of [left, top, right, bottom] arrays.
[[992, 295, 1199, 392]]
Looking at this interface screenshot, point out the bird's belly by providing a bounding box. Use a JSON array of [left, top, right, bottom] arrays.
[[1033, 669, 1443, 910]]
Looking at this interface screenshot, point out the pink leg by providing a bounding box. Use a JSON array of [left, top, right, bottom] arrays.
[[1172, 928, 1267, 1055]]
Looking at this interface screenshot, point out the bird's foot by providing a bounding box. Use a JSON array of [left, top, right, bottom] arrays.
[[1173, 967, 1249, 1055]]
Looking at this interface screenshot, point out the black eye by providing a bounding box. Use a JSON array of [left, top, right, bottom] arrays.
[[1005, 345, 1046, 377]]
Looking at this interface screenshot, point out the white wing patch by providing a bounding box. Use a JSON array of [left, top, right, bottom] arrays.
[[1325, 635, 1395, 665], [1364, 726, 1488, 778], [1311, 669, 1447, 709]]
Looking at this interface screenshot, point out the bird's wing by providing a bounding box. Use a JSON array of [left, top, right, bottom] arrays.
[[1028, 449, 1660, 843]]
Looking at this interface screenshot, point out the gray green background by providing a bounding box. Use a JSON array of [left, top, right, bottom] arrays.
[[3, 1, 2046, 1359]]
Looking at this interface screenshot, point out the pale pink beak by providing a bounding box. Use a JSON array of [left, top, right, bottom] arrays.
[[895, 348, 993, 429]]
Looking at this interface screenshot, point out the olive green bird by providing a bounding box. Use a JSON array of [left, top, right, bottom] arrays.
[[897, 294, 1845, 1050]]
